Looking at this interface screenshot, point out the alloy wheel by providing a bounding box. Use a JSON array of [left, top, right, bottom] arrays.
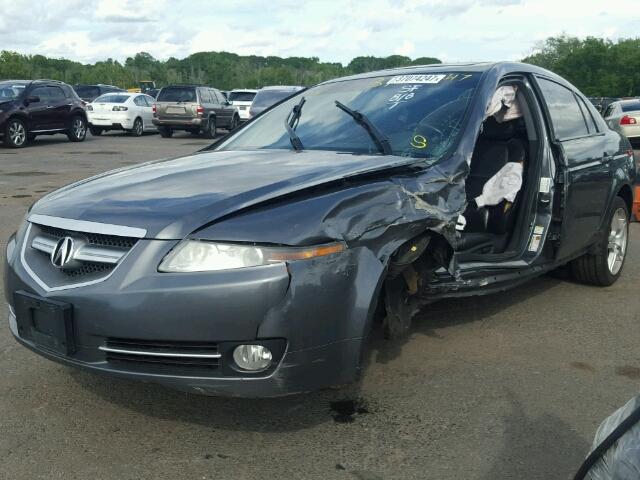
[[9, 121, 26, 146], [607, 207, 628, 275], [73, 117, 86, 140]]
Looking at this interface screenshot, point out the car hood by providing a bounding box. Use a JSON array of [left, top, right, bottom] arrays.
[[32, 149, 420, 239]]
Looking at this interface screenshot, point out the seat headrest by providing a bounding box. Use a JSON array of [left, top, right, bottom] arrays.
[[480, 117, 515, 140]]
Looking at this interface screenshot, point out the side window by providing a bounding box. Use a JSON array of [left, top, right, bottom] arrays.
[[143, 95, 153, 106], [48, 86, 66, 103], [61, 85, 73, 98], [603, 104, 616, 119], [537, 78, 589, 140], [29, 86, 49, 102], [576, 96, 599, 134], [133, 95, 146, 107]]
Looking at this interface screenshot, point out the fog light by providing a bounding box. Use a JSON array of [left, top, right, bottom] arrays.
[[233, 345, 273, 371]]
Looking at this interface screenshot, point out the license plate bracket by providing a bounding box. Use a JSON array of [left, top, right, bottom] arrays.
[[13, 291, 75, 355]]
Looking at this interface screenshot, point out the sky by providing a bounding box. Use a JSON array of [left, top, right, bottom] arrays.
[[0, 0, 638, 65]]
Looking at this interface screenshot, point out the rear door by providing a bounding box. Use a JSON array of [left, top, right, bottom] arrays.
[[212, 88, 232, 127], [535, 76, 612, 259], [46, 85, 71, 129]]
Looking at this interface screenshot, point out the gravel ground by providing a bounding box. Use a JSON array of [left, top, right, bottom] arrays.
[[0, 134, 638, 480]]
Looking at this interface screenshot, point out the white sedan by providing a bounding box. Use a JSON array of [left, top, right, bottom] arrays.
[[87, 92, 157, 136]]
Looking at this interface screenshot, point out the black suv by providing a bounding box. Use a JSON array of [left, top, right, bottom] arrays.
[[73, 84, 125, 103], [0, 80, 88, 148], [152, 85, 239, 138]]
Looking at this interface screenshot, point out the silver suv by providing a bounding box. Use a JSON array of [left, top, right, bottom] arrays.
[[152, 85, 240, 138]]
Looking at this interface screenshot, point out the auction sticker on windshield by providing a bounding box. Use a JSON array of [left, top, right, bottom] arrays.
[[387, 74, 446, 85]]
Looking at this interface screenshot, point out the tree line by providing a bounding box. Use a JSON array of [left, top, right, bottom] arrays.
[[0, 51, 441, 91], [0, 35, 638, 97]]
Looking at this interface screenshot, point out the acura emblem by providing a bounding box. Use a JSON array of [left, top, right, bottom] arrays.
[[51, 237, 75, 268]]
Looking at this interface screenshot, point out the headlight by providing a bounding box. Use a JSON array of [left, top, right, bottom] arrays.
[[158, 240, 345, 273]]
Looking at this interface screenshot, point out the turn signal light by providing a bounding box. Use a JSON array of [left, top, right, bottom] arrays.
[[152, 104, 156, 114], [620, 115, 637, 125]]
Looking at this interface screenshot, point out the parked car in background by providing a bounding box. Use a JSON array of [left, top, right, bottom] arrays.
[[589, 96, 621, 115], [87, 92, 157, 137], [0, 79, 87, 148], [249, 85, 304, 118], [228, 89, 257, 122], [73, 84, 125, 103], [145, 88, 160, 99], [604, 99, 640, 147], [152, 84, 240, 138], [4, 63, 635, 397]]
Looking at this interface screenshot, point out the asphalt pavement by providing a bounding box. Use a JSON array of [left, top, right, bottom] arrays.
[[0, 133, 639, 480]]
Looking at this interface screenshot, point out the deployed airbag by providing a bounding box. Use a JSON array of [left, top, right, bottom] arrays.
[[474, 162, 523, 208]]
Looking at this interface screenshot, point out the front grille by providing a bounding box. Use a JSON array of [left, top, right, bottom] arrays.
[[38, 224, 138, 249], [102, 338, 221, 375], [23, 221, 139, 288]]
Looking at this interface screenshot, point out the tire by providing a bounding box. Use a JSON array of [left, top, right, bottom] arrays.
[[202, 116, 216, 139], [67, 115, 87, 142], [159, 127, 173, 138], [229, 114, 239, 131], [89, 126, 103, 136], [130, 118, 143, 137], [3, 118, 28, 148], [570, 196, 629, 286]]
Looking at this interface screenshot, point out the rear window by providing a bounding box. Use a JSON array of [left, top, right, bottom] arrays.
[[74, 86, 100, 99], [157, 87, 197, 102], [621, 102, 640, 113], [252, 90, 298, 108], [94, 94, 129, 103], [228, 91, 256, 102]]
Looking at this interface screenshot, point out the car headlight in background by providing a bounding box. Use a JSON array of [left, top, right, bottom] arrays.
[[158, 240, 345, 273]]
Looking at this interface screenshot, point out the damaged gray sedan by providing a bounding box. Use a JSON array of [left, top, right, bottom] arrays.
[[4, 62, 636, 397]]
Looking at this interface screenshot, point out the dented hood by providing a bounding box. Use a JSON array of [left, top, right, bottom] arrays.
[[32, 149, 420, 239]]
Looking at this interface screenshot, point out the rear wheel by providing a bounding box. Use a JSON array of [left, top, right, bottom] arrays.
[[159, 127, 173, 138], [4, 118, 28, 148], [89, 126, 103, 136], [130, 118, 143, 137], [202, 116, 216, 139], [570, 196, 629, 286], [67, 115, 87, 142], [229, 114, 239, 131]]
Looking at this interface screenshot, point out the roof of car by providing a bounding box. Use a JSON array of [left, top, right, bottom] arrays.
[[259, 85, 304, 91], [231, 89, 258, 93], [321, 61, 562, 84]]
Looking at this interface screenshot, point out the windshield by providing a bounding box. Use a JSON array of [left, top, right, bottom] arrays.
[[621, 102, 640, 113], [0, 83, 26, 101], [252, 89, 299, 108], [157, 87, 197, 102], [229, 91, 256, 102], [93, 94, 129, 103], [220, 73, 480, 159], [74, 86, 100, 99]]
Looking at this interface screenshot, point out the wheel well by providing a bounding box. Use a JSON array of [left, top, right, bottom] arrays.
[[617, 184, 633, 214]]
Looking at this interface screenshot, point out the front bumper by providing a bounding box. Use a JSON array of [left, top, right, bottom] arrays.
[[4, 235, 381, 397]]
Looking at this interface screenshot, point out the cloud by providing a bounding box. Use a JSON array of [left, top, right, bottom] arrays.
[[0, 0, 637, 65]]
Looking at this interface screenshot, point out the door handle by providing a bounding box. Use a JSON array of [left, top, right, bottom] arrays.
[[46, 105, 55, 109]]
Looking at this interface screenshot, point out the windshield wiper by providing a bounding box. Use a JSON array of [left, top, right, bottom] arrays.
[[334, 100, 392, 155], [284, 96, 306, 151]]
